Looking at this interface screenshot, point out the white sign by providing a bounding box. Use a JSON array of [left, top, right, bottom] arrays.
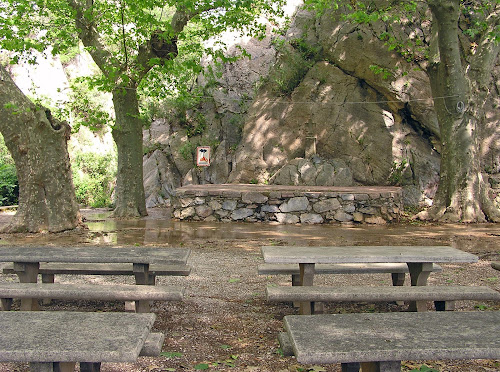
[[196, 146, 210, 167]]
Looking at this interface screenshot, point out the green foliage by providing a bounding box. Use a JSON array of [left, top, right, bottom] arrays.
[[369, 64, 393, 80], [388, 159, 408, 186], [0, 163, 18, 206], [67, 79, 113, 132], [179, 142, 196, 160], [71, 151, 116, 208], [0, 135, 18, 206], [267, 36, 319, 96]]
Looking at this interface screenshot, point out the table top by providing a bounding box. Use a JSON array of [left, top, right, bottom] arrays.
[[0, 311, 156, 363], [0, 246, 191, 265], [284, 312, 500, 364], [261, 245, 478, 264]]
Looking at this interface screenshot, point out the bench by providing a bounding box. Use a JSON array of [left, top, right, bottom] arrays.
[[266, 285, 500, 313], [2, 262, 191, 285], [258, 263, 442, 286], [0, 311, 161, 372], [280, 311, 500, 370], [0, 282, 184, 313]]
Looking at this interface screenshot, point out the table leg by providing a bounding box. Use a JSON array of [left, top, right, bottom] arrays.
[[42, 273, 55, 305], [14, 262, 39, 311], [299, 263, 315, 315], [133, 263, 152, 313], [407, 262, 433, 312]]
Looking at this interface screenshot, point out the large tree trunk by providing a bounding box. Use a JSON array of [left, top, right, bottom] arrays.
[[422, 0, 500, 222], [111, 87, 147, 218], [0, 65, 82, 232]]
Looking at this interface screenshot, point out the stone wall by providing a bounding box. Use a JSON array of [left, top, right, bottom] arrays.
[[172, 185, 402, 224]]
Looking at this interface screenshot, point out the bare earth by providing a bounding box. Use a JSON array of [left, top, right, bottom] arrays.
[[0, 208, 500, 372]]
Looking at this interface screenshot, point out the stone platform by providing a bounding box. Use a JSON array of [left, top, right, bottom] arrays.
[[172, 184, 402, 224]]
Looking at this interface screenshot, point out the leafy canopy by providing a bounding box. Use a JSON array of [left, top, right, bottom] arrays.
[[0, 0, 285, 100]]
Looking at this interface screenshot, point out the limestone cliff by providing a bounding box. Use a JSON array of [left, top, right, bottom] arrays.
[[143, 6, 499, 209]]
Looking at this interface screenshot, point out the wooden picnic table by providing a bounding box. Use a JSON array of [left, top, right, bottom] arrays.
[[0, 246, 190, 310], [0, 310, 156, 372], [261, 245, 478, 313]]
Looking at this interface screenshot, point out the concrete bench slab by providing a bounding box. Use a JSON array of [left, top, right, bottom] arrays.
[[0, 311, 156, 363], [283, 311, 500, 369], [259, 262, 442, 275], [2, 262, 191, 276], [266, 285, 500, 302], [0, 283, 184, 312], [267, 285, 500, 313]]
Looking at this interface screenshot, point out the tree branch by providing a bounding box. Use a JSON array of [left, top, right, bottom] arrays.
[[65, 0, 117, 78]]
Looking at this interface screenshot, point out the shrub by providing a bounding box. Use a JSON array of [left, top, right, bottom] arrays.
[[72, 151, 116, 208], [0, 135, 18, 206]]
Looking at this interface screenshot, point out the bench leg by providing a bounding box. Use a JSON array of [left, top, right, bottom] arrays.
[[29, 362, 76, 372], [1, 298, 12, 311], [360, 361, 401, 372], [299, 263, 315, 315], [391, 272, 405, 305], [14, 262, 40, 311], [292, 274, 300, 307], [135, 299, 151, 313], [342, 362, 361, 371], [435, 300, 455, 311], [391, 273, 405, 286], [80, 362, 101, 371]]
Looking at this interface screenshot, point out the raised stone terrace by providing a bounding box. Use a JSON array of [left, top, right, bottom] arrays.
[[172, 184, 402, 224]]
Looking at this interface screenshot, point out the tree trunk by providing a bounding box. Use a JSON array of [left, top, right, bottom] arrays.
[[0, 65, 82, 232], [111, 87, 147, 218], [423, 0, 500, 222]]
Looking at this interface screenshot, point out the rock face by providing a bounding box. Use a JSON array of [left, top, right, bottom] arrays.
[[144, 6, 498, 210]]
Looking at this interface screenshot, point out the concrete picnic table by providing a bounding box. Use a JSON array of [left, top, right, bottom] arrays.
[[283, 311, 500, 371], [0, 246, 190, 310], [0, 311, 156, 372], [261, 245, 478, 313]]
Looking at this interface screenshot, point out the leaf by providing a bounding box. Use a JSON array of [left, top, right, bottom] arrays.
[[220, 344, 232, 349], [194, 363, 210, 370], [229, 278, 241, 283], [160, 351, 183, 358]]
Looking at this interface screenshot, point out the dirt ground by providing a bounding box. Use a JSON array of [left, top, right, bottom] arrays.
[[1, 208, 500, 372]]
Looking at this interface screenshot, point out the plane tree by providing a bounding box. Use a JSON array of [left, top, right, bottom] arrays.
[[1, 0, 284, 217], [304, 0, 500, 222], [0, 63, 82, 232]]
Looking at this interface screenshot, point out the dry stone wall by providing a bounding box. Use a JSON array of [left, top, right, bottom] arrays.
[[172, 185, 402, 224]]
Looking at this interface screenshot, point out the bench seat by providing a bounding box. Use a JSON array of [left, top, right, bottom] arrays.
[[2, 262, 191, 277], [259, 262, 442, 276], [0, 282, 184, 312], [258, 263, 442, 286], [281, 311, 500, 370], [266, 285, 500, 312]]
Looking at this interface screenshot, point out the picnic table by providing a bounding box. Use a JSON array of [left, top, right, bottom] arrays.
[[282, 311, 500, 371], [0, 311, 158, 372], [261, 245, 479, 313], [0, 246, 190, 310]]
